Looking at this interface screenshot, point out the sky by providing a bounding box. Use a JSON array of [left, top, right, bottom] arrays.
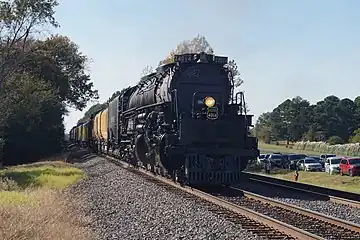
[[52, 0, 360, 133]]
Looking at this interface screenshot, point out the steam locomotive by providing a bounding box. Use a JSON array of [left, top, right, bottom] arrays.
[[70, 52, 259, 186]]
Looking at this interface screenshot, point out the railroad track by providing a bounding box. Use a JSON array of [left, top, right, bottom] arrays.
[[101, 154, 357, 240], [208, 187, 360, 240], [242, 172, 360, 208]]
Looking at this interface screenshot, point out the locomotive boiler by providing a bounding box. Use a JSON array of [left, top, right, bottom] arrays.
[[112, 52, 259, 186]]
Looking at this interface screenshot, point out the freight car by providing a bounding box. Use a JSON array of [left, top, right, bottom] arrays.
[[71, 52, 259, 186]]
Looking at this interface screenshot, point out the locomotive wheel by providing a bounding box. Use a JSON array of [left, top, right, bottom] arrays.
[[134, 134, 148, 165]]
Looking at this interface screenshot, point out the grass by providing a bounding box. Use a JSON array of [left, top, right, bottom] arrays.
[[251, 168, 360, 194], [0, 160, 95, 240], [259, 142, 325, 156]]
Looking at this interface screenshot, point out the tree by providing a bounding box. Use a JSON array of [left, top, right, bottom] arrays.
[[254, 112, 273, 143], [349, 128, 360, 143], [256, 94, 360, 144], [17, 35, 98, 111], [0, 73, 64, 165], [0, 0, 59, 82], [327, 136, 344, 145], [160, 35, 243, 87], [78, 87, 133, 124], [226, 59, 243, 87], [141, 65, 154, 77], [174, 34, 214, 55], [77, 103, 106, 124], [0, 0, 98, 165]]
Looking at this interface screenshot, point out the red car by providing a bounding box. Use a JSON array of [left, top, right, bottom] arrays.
[[339, 158, 360, 177]]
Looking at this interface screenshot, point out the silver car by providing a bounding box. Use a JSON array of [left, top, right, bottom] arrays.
[[297, 157, 323, 171]]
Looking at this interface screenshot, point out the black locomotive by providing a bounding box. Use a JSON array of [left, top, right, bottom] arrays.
[[71, 52, 259, 186]]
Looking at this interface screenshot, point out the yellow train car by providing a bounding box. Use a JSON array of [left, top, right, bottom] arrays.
[[79, 124, 84, 142], [93, 112, 101, 142], [99, 107, 109, 142], [83, 123, 88, 142], [76, 125, 82, 142]]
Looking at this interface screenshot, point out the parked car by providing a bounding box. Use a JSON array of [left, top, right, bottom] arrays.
[[288, 154, 307, 170], [268, 154, 285, 167], [320, 154, 336, 161], [281, 154, 290, 166], [257, 154, 266, 165], [310, 156, 324, 168], [340, 158, 360, 177], [297, 157, 323, 171], [324, 156, 342, 175]]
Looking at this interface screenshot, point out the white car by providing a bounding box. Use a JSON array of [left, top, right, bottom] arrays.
[[324, 156, 342, 175], [297, 157, 322, 171], [257, 154, 266, 165]]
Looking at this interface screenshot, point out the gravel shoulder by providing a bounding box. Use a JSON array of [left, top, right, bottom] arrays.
[[235, 182, 360, 225], [69, 155, 264, 240]]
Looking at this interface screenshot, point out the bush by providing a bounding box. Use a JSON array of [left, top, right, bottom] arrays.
[[349, 128, 360, 143], [327, 136, 344, 145], [293, 141, 360, 156]]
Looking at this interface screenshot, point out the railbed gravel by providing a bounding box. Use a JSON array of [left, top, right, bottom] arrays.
[[235, 181, 360, 225], [69, 156, 265, 240]]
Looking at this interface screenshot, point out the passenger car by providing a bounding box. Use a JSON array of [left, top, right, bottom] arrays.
[[324, 156, 342, 175], [319, 154, 335, 168], [297, 157, 322, 171], [257, 154, 266, 165], [288, 154, 307, 170], [340, 158, 360, 177], [267, 154, 285, 167]]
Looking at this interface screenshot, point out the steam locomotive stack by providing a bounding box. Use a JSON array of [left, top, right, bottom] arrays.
[[70, 52, 259, 186]]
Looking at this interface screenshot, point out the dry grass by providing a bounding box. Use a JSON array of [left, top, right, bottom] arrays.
[[0, 160, 95, 240], [0, 189, 95, 240]]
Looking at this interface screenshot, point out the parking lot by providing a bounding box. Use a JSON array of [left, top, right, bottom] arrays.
[[257, 152, 360, 177]]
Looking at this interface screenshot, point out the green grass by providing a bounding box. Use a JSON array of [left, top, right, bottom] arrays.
[[0, 161, 85, 206], [254, 169, 360, 194], [0, 191, 35, 205], [259, 142, 323, 156]]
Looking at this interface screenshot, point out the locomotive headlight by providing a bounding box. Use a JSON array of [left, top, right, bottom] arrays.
[[204, 96, 216, 107]]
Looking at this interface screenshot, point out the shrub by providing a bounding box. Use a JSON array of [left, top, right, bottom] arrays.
[[349, 128, 360, 143], [293, 141, 360, 156], [327, 136, 344, 145]]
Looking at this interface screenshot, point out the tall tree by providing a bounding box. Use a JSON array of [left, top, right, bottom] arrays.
[[286, 97, 312, 142], [18, 35, 98, 110], [0, 73, 64, 164], [0, 0, 98, 165], [140, 65, 154, 77], [254, 112, 273, 143], [256, 94, 360, 144], [0, 0, 59, 82], [160, 35, 243, 87]]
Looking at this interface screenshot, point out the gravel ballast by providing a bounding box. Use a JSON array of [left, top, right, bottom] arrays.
[[70, 156, 265, 240], [235, 181, 360, 225]]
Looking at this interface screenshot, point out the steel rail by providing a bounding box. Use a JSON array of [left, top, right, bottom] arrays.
[[232, 186, 360, 233], [103, 154, 324, 240]]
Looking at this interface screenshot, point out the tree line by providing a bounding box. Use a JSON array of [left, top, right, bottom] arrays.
[[254, 95, 360, 145], [0, 0, 97, 165], [77, 35, 244, 124]]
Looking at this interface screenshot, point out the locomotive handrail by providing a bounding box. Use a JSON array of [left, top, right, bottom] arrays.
[[171, 89, 179, 128], [191, 91, 224, 117], [234, 91, 247, 115]]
